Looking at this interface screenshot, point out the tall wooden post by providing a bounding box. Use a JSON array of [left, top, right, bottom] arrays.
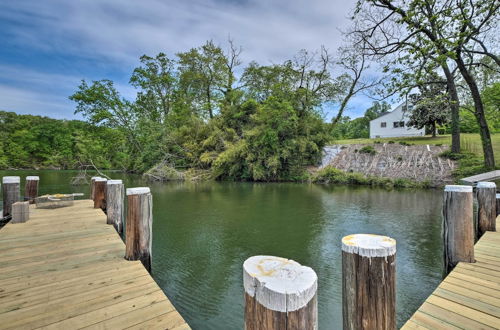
[[342, 234, 396, 330], [106, 179, 124, 234], [496, 193, 500, 217], [243, 255, 318, 330], [25, 176, 39, 204], [90, 176, 100, 201], [443, 185, 475, 274], [2, 176, 20, 217], [11, 201, 29, 223], [476, 182, 497, 238], [125, 187, 153, 272], [93, 178, 107, 210]]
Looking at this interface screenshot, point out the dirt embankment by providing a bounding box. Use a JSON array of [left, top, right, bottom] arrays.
[[319, 143, 456, 185]]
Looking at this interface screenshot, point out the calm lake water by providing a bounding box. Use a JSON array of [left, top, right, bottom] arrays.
[[0, 170, 443, 329]]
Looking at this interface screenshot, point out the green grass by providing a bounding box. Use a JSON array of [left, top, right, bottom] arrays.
[[333, 133, 500, 164]]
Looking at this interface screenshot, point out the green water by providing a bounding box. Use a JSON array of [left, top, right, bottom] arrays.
[[0, 170, 443, 329]]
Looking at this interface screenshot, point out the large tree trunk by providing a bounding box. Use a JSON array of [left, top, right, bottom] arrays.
[[432, 121, 437, 137], [441, 63, 460, 153], [455, 53, 495, 168]]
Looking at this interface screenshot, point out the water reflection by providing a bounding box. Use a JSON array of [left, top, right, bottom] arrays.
[[0, 171, 443, 329]]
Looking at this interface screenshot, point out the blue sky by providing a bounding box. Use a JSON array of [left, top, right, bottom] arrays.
[[0, 0, 377, 121]]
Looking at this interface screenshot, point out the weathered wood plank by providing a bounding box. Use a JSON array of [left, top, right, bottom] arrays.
[[0, 199, 189, 330]]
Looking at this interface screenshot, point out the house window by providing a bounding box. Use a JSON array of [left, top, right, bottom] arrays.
[[393, 121, 405, 128], [381, 122, 386, 128]]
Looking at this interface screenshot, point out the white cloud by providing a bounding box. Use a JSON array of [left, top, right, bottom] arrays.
[[0, 0, 376, 118]]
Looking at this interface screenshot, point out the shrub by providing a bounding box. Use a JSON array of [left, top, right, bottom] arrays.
[[373, 140, 382, 144], [439, 150, 467, 160], [359, 145, 376, 155], [388, 140, 395, 144], [399, 141, 411, 146]]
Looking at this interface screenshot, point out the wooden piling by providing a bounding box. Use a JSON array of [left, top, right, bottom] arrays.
[[443, 185, 475, 274], [90, 176, 100, 201], [25, 176, 39, 204], [106, 179, 124, 234], [243, 255, 318, 330], [2, 176, 20, 217], [11, 201, 29, 223], [125, 187, 153, 272], [342, 234, 396, 330], [496, 193, 500, 217], [476, 182, 497, 237], [93, 178, 107, 210]]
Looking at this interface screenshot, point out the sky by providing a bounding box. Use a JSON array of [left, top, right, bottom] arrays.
[[0, 0, 378, 121]]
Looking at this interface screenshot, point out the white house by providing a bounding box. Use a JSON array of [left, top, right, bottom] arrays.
[[369, 102, 425, 139]]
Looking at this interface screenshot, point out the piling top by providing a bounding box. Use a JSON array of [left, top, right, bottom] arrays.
[[243, 255, 317, 312], [444, 185, 473, 193], [342, 234, 396, 257], [126, 187, 150, 195], [3, 176, 20, 184], [477, 182, 496, 189], [91, 176, 101, 180], [94, 177, 108, 182], [107, 179, 123, 185], [26, 176, 40, 181]]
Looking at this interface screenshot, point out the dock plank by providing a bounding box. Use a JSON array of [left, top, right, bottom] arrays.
[[0, 200, 189, 330], [402, 216, 500, 329]]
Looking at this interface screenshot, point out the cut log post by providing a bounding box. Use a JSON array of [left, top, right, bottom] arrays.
[[106, 179, 124, 234], [342, 234, 396, 330], [93, 178, 107, 210], [443, 185, 475, 275], [496, 193, 500, 217], [25, 176, 39, 204], [90, 176, 100, 201], [11, 201, 29, 223], [125, 187, 153, 272], [2, 176, 20, 217], [476, 182, 497, 238], [243, 255, 318, 330]]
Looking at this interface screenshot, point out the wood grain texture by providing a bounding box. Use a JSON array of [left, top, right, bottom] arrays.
[[402, 217, 500, 329], [2, 182, 20, 217], [342, 251, 396, 330], [125, 191, 153, 272], [243, 256, 318, 330], [106, 181, 124, 234], [93, 181, 107, 210], [24, 177, 39, 204], [11, 201, 29, 223], [443, 188, 475, 274], [477, 184, 497, 238], [0, 199, 189, 329]]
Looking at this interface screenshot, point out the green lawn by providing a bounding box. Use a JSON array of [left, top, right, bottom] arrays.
[[334, 133, 500, 164]]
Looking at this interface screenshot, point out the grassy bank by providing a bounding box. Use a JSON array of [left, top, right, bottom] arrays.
[[333, 133, 500, 164]]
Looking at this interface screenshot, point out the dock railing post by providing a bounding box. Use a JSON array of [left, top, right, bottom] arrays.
[[2, 176, 20, 217], [93, 178, 107, 210], [125, 187, 153, 272], [342, 234, 396, 330], [243, 255, 317, 330], [11, 201, 29, 223], [476, 182, 497, 238], [25, 176, 39, 204], [443, 185, 475, 275], [106, 179, 124, 234]]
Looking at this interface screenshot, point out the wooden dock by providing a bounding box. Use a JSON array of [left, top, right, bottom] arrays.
[[403, 216, 500, 329], [0, 199, 189, 330]]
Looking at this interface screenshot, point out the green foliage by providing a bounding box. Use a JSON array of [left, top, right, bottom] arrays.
[[399, 141, 411, 146], [438, 150, 466, 160], [359, 145, 376, 154], [0, 111, 127, 170]]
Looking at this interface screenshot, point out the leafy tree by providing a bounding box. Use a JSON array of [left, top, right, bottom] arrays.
[[407, 85, 450, 137]]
